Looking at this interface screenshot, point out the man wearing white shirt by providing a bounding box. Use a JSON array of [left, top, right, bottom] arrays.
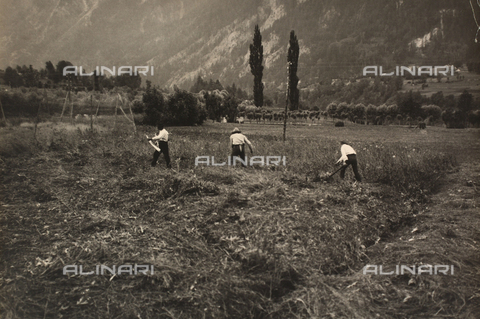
[[148, 124, 171, 168], [230, 127, 253, 166], [336, 141, 362, 182]]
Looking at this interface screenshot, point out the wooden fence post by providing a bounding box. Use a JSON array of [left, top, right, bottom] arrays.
[[70, 89, 74, 125], [114, 95, 118, 129], [0, 99, 6, 123], [60, 91, 69, 120], [90, 94, 93, 131], [128, 100, 136, 133]]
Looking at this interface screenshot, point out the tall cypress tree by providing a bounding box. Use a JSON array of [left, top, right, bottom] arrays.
[[249, 24, 264, 107], [287, 30, 299, 110]]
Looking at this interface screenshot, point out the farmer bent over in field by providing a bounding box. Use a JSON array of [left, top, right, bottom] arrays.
[[230, 127, 253, 166], [148, 124, 171, 168], [336, 141, 362, 182]]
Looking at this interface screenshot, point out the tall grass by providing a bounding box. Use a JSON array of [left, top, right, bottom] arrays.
[[164, 132, 457, 197], [0, 123, 456, 197]]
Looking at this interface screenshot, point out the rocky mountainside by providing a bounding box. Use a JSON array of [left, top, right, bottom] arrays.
[[1, 0, 478, 91]]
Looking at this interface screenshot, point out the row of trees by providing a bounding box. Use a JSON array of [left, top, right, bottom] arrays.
[[142, 84, 206, 126], [2, 61, 142, 91], [142, 72, 255, 125], [230, 104, 480, 128], [141, 82, 242, 126], [4, 65, 47, 88], [249, 25, 300, 110], [202, 91, 238, 123], [325, 102, 442, 124], [300, 74, 480, 115], [323, 90, 478, 127], [232, 101, 479, 128]]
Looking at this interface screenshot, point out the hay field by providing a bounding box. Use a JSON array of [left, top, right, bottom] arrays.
[[1, 119, 479, 318]]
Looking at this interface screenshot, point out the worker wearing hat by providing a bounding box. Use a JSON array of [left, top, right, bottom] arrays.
[[336, 141, 362, 182], [230, 127, 253, 166], [148, 123, 171, 168]]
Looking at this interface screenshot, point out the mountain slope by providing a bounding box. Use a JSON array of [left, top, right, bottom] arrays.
[[1, 0, 478, 91]]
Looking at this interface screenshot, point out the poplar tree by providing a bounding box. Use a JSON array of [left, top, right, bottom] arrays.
[[287, 30, 299, 110], [249, 24, 264, 107]]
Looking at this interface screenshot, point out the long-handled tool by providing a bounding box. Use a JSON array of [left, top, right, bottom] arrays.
[[313, 163, 348, 182], [146, 135, 160, 152], [327, 164, 346, 179]]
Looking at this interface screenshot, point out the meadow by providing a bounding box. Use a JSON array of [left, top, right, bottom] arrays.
[[400, 72, 480, 98], [0, 117, 479, 318]]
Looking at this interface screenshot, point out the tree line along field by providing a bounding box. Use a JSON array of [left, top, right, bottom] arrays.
[[0, 118, 479, 318], [1, 69, 480, 130]]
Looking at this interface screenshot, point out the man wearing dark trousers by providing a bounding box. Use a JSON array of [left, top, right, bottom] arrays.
[[336, 141, 362, 182], [148, 124, 171, 168], [230, 127, 253, 167]]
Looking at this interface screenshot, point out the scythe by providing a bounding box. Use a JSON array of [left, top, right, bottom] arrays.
[[146, 135, 160, 152]]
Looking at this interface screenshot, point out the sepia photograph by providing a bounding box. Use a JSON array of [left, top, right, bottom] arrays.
[[1, 0, 480, 318]]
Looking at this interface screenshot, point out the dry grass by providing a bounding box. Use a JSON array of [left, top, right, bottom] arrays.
[[0, 118, 479, 318]]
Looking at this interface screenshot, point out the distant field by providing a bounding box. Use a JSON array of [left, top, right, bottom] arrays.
[[178, 121, 480, 163], [400, 72, 480, 98]]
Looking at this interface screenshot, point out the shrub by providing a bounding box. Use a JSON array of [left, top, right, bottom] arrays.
[[143, 87, 207, 126], [326, 102, 337, 119], [142, 87, 167, 126], [353, 103, 366, 119], [166, 88, 206, 126], [132, 100, 144, 114], [334, 121, 344, 127], [468, 110, 480, 127], [0, 91, 40, 116], [442, 108, 466, 128], [421, 104, 441, 121], [223, 96, 239, 122]]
